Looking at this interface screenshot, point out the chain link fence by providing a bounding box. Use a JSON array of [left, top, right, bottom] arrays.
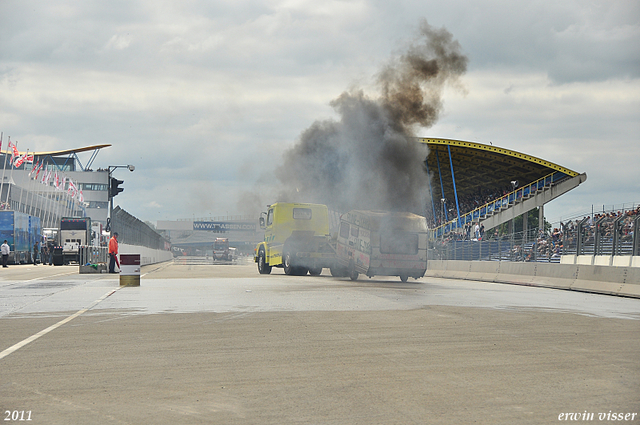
[[430, 213, 639, 262], [110, 206, 169, 250]]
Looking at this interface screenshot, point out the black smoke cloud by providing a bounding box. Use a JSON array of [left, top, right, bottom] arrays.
[[275, 20, 467, 215], [256, 20, 466, 216]]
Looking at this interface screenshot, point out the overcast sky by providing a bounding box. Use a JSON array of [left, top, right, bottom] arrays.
[[1, 0, 638, 226]]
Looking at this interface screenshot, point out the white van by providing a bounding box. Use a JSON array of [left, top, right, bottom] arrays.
[[335, 210, 428, 282]]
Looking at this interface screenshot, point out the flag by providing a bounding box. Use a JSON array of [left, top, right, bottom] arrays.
[[30, 160, 40, 176], [42, 170, 52, 185], [67, 180, 77, 198], [58, 176, 66, 191], [8, 141, 19, 166], [13, 155, 25, 168], [35, 162, 44, 179], [13, 152, 32, 168], [78, 190, 84, 203]]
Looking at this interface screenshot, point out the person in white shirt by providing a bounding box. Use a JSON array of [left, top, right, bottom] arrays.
[[1, 240, 10, 268]]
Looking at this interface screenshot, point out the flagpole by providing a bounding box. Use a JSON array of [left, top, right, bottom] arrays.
[[49, 171, 59, 228], [45, 171, 55, 227], [40, 168, 49, 226], [54, 178, 62, 227], [0, 132, 4, 210], [1, 136, 9, 209], [43, 172, 51, 227], [17, 149, 29, 213], [63, 176, 69, 218], [39, 170, 47, 226], [5, 139, 16, 209], [27, 160, 38, 216], [42, 183, 50, 228]]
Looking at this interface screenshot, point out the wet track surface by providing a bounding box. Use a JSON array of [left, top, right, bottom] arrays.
[[2, 260, 638, 320], [1, 259, 639, 424]]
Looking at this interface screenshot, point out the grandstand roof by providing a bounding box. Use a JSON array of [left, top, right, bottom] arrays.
[[419, 138, 579, 201], [2, 144, 112, 157]]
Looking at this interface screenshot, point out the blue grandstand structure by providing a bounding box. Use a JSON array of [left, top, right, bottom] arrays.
[[419, 138, 587, 240]]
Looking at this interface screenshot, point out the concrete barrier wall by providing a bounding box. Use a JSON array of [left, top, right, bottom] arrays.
[[426, 260, 640, 298], [119, 243, 173, 266]]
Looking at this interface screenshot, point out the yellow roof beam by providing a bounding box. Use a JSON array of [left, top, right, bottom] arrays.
[[418, 138, 578, 177]]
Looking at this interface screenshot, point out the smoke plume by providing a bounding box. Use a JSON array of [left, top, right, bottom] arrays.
[[274, 20, 467, 215]]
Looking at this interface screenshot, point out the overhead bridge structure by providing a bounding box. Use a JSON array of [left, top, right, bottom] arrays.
[[419, 138, 587, 238]]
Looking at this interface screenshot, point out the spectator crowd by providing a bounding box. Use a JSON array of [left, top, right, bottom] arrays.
[[433, 204, 639, 262]]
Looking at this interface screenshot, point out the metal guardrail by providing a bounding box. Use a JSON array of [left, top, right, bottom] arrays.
[[79, 246, 109, 265], [432, 213, 639, 262], [572, 214, 639, 257], [430, 234, 563, 263]]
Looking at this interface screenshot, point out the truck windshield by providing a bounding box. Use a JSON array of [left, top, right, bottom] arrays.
[[380, 232, 418, 255], [60, 221, 88, 230]]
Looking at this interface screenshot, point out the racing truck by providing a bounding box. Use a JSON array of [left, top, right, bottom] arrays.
[[213, 237, 230, 261], [254, 202, 338, 276]]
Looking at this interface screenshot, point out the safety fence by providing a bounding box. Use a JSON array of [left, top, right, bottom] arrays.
[[430, 215, 639, 262], [79, 246, 109, 265], [110, 206, 170, 251], [430, 233, 562, 263], [566, 214, 639, 257]]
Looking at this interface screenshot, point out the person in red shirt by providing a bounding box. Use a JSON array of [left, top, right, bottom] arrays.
[[108, 232, 120, 273]]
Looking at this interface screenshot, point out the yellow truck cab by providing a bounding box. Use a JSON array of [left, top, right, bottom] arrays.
[[255, 202, 336, 276], [335, 210, 428, 282]]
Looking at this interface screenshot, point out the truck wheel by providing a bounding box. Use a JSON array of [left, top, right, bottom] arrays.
[[283, 250, 295, 275], [348, 262, 358, 281], [308, 267, 322, 276], [257, 248, 271, 275]]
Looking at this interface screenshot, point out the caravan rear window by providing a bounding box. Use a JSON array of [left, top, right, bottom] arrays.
[[339, 222, 350, 239], [293, 208, 312, 220], [380, 232, 419, 255]]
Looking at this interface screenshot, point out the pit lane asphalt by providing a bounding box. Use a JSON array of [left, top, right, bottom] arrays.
[[1, 259, 639, 424]]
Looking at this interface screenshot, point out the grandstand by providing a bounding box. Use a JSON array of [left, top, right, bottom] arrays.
[[419, 138, 587, 239]]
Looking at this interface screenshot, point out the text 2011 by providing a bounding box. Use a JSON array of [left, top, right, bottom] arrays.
[[4, 411, 32, 421]]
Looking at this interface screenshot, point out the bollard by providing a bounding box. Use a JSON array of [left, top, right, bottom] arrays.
[[119, 254, 141, 286]]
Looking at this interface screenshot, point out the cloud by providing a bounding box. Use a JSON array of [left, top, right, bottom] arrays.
[[0, 0, 638, 225]]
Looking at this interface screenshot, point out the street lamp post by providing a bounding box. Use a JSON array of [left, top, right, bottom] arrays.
[[107, 165, 135, 236]]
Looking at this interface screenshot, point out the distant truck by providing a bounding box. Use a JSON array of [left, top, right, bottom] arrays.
[[335, 210, 428, 282], [0, 211, 42, 264], [213, 237, 231, 261], [54, 217, 92, 265], [254, 202, 338, 276]]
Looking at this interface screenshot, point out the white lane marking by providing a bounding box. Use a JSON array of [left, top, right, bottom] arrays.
[[0, 271, 78, 288], [0, 287, 122, 361]]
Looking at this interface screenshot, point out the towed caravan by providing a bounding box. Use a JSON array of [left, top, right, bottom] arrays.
[[335, 210, 428, 282]]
